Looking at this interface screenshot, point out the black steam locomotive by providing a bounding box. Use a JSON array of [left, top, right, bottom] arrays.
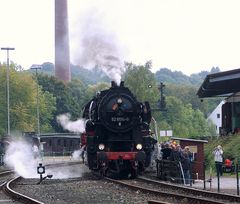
[[82, 81, 156, 178]]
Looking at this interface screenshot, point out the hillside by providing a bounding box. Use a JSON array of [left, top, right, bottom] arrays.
[[155, 67, 220, 86], [37, 62, 110, 85], [36, 63, 221, 87]]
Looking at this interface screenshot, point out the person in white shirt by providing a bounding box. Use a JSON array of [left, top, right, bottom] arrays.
[[212, 145, 223, 176]]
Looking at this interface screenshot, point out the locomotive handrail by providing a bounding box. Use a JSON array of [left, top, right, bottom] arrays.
[[151, 117, 159, 141]]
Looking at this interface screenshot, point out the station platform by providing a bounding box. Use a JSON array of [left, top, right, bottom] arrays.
[[191, 176, 240, 195]]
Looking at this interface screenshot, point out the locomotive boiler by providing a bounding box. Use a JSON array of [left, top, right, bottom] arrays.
[[82, 81, 156, 178]]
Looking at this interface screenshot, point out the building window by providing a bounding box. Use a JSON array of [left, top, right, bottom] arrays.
[[64, 139, 67, 147], [217, 114, 220, 118], [57, 139, 61, 146], [49, 139, 52, 147]]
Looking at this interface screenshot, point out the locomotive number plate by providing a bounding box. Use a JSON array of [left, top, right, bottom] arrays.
[[111, 117, 130, 122]]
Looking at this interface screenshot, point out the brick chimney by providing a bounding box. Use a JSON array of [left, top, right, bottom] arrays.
[[55, 0, 71, 82]]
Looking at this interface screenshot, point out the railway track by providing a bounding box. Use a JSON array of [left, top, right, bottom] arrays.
[[0, 170, 38, 203], [139, 176, 240, 203], [0, 161, 82, 204], [105, 176, 240, 204], [0, 170, 22, 203], [3, 175, 44, 204]]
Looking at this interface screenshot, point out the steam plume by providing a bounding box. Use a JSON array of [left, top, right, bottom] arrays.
[[57, 113, 85, 133], [71, 10, 125, 85], [4, 139, 38, 178]]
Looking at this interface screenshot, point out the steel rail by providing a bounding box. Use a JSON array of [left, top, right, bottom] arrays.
[[2, 161, 81, 204], [4, 176, 44, 204], [139, 176, 240, 203], [106, 177, 226, 204]]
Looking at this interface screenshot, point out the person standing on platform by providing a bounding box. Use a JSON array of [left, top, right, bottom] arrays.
[[213, 145, 223, 176]]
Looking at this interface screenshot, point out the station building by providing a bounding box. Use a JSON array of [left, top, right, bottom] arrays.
[[23, 132, 80, 156], [197, 68, 240, 136]]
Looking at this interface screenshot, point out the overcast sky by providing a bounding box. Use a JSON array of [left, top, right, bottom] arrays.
[[0, 0, 240, 76]]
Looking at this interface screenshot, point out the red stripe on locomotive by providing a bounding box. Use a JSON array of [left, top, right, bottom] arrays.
[[98, 152, 137, 160]]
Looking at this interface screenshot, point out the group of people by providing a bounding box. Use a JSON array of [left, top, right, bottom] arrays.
[[153, 141, 193, 185]]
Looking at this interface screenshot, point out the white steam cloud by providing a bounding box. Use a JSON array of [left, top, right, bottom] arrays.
[[4, 137, 88, 179], [57, 113, 85, 133], [72, 145, 85, 161], [4, 139, 39, 178], [71, 9, 126, 85]]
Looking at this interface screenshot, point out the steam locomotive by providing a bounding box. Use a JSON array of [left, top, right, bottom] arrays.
[[82, 81, 156, 178]]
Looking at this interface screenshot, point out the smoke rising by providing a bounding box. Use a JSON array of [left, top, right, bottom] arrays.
[[4, 137, 88, 179], [57, 113, 85, 133], [72, 145, 85, 161], [71, 9, 125, 85], [4, 139, 39, 178], [57, 113, 86, 165]]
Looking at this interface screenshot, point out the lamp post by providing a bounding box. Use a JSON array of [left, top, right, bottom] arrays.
[[1, 47, 15, 136], [31, 65, 42, 141]]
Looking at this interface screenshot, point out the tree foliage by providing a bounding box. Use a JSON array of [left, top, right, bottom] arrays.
[[0, 65, 55, 135], [158, 96, 211, 138], [122, 62, 213, 139], [37, 74, 88, 132], [0, 60, 221, 139], [123, 61, 159, 104], [165, 84, 208, 115]]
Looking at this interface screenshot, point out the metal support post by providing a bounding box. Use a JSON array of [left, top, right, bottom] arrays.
[[1, 47, 15, 136], [237, 162, 239, 195]]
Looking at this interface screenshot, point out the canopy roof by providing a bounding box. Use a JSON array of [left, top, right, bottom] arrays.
[[197, 68, 240, 98]]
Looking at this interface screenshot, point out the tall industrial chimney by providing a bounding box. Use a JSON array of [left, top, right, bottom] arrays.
[[55, 0, 71, 82]]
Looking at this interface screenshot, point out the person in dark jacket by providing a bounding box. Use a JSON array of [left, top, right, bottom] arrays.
[[170, 144, 183, 162], [182, 150, 191, 184], [161, 143, 172, 160]]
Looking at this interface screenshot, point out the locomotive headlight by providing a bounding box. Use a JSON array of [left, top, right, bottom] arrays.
[[136, 144, 142, 150], [98, 144, 105, 150], [117, 98, 123, 104]]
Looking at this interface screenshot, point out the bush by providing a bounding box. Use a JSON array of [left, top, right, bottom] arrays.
[[204, 134, 240, 172]]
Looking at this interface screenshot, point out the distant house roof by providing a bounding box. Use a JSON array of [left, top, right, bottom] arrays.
[[197, 68, 240, 98]]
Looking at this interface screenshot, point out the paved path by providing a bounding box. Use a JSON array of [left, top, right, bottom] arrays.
[[191, 176, 240, 195]]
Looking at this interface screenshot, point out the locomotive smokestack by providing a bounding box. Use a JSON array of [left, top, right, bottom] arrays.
[[55, 0, 71, 82], [111, 81, 117, 87], [111, 81, 124, 87]]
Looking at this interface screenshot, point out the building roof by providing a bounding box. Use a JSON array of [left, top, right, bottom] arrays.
[[32, 133, 80, 139], [197, 68, 240, 98], [171, 137, 208, 143]]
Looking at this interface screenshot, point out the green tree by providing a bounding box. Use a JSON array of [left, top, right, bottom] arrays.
[[0, 65, 55, 135], [166, 84, 208, 115], [123, 61, 159, 104], [84, 82, 110, 105], [37, 74, 85, 132], [158, 96, 210, 138], [37, 74, 69, 132]]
